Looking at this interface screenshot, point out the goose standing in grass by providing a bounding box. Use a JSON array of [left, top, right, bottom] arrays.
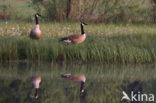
[[30, 13, 42, 39], [30, 76, 42, 99], [60, 22, 87, 44], [61, 73, 86, 95]]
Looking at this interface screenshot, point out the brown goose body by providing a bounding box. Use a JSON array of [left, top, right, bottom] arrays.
[[61, 34, 86, 44], [30, 24, 41, 39], [30, 13, 41, 39], [61, 22, 87, 44], [61, 73, 86, 82], [61, 73, 86, 95]]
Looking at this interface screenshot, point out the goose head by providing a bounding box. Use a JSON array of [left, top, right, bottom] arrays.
[[35, 13, 41, 18], [80, 88, 87, 97], [80, 22, 87, 26]]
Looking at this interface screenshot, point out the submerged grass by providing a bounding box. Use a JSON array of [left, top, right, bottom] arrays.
[[0, 22, 156, 63]]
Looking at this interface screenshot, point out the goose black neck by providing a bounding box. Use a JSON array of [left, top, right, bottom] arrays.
[[35, 16, 39, 25], [81, 24, 85, 35], [80, 82, 85, 92], [34, 88, 38, 98]]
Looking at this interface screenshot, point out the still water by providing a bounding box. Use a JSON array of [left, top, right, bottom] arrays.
[[0, 62, 156, 103]]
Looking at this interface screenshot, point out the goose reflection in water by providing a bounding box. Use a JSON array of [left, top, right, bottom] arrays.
[[30, 76, 42, 99]]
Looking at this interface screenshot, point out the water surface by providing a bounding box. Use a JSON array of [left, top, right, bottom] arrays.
[[0, 62, 156, 103]]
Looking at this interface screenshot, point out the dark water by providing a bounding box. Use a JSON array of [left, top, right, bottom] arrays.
[[0, 62, 156, 103]]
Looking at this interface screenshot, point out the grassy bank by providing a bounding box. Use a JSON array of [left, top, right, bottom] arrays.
[[0, 22, 156, 63]]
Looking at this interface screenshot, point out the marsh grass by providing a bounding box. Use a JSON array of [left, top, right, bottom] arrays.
[[0, 22, 156, 63]]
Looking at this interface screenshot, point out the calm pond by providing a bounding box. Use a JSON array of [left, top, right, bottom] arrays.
[[0, 62, 156, 103]]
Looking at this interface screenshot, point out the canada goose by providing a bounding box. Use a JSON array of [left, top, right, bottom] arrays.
[[30, 13, 41, 39], [60, 22, 87, 44], [30, 76, 42, 99], [61, 73, 86, 95]]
